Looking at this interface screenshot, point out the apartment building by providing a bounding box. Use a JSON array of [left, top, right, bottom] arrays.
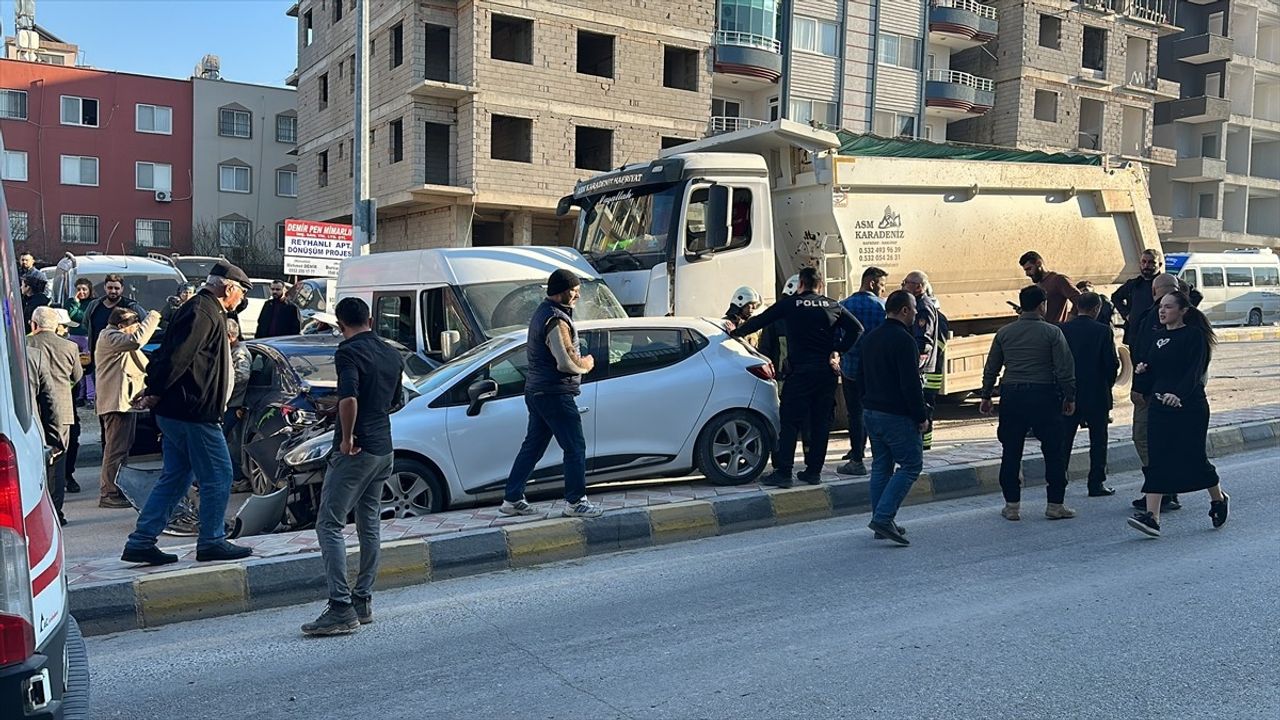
[[3, 24, 79, 66], [1152, 0, 1280, 251], [289, 0, 715, 250]]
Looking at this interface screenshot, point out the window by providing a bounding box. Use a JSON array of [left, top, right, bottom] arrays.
[[1201, 267, 1225, 287], [1201, 133, 1219, 158], [663, 46, 699, 90], [873, 111, 916, 138], [789, 98, 838, 126], [464, 348, 531, 400], [1, 150, 27, 181], [9, 210, 28, 243], [276, 223, 287, 250], [1078, 98, 1104, 150], [1082, 26, 1107, 72], [426, 24, 452, 82], [219, 164, 251, 193], [1034, 90, 1059, 122], [574, 126, 613, 171], [60, 155, 99, 186], [793, 17, 839, 56], [60, 95, 99, 127], [1182, 269, 1198, 289], [135, 104, 173, 134], [491, 115, 532, 162], [219, 219, 252, 248], [374, 294, 416, 347], [421, 286, 477, 360], [276, 114, 298, 143], [686, 186, 753, 254], [135, 219, 172, 249], [389, 118, 403, 163], [1207, 11, 1225, 36], [319, 74, 329, 110], [276, 169, 298, 197], [577, 29, 615, 78], [349, 54, 356, 93], [661, 137, 692, 150], [877, 33, 920, 69], [1255, 267, 1279, 287], [492, 15, 533, 64], [332, 0, 342, 23], [61, 214, 99, 244], [135, 162, 173, 192], [712, 98, 742, 118], [0, 89, 27, 120], [318, 150, 329, 187], [605, 329, 688, 378], [303, 10, 314, 46], [1225, 267, 1254, 287], [390, 22, 404, 69], [1197, 192, 1215, 218], [219, 108, 252, 138], [1039, 15, 1061, 49]]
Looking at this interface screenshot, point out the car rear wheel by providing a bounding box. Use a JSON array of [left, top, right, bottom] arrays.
[[1248, 308, 1263, 326], [381, 458, 446, 518], [696, 410, 770, 486]]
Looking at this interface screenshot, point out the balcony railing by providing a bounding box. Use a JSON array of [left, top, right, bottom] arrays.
[[1124, 0, 1170, 25], [707, 116, 769, 136], [932, 0, 997, 20], [926, 68, 995, 92], [715, 30, 782, 54]]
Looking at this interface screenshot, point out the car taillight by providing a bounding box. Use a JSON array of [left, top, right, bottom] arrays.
[[0, 435, 35, 667], [747, 363, 776, 381]]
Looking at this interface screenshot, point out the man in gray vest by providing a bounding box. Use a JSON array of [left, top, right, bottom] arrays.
[[499, 269, 604, 519]]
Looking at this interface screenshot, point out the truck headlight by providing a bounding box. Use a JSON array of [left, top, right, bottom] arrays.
[[283, 431, 335, 467]]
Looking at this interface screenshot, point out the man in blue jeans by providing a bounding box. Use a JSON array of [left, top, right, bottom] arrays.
[[499, 269, 604, 519], [855, 290, 929, 546], [121, 263, 254, 565]]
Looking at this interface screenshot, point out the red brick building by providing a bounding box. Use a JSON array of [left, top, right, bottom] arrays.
[[0, 59, 194, 263]]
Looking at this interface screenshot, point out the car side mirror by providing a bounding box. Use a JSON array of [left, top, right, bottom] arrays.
[[466, 379, 499, 417], [440, 330, 461, 361]]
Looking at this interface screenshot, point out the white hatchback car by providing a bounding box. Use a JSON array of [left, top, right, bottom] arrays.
[[284, 317, 780, 514]]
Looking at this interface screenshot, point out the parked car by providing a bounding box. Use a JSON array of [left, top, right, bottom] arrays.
[[241, 317, 778, 533], [162, 253, 225, 284], [286, 277, 333, 315], [237, 278, 292, 339], [48, 253, 188, 344]]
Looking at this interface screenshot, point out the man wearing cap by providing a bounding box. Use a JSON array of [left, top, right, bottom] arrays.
[[122, 263, 255, 565], [94, 305, 163, 508], [498, 269, 604, 519], [27, 306, 84, 524]]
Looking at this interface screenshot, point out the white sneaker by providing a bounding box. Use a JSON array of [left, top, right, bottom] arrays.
[[499, 498, 540, 516], [562, 499, 604, 518]]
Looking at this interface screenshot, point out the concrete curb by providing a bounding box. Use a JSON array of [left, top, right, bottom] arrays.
[[72, 416, 1280, 636], [1217, 327, 1280, 343]]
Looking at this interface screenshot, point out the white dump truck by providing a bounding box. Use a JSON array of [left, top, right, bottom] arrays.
[[558, 120, 1159, 395]]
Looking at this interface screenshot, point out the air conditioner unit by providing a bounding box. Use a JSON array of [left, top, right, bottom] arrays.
[[155, 190, 172, 203]]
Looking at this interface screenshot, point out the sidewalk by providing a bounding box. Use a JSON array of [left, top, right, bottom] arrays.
[[70, 402, 1280, 636]]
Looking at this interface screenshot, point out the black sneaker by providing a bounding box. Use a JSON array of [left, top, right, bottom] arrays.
[[796, 471, 822, 486], [1127, 511, 1161, 538], [121, 546, 179, 566], [1209, 493, 1229, 529], [867, 520, 909, 546], [1131, 496, 1147, 510], [195, 541, 253, 562], [1162, 495, 1182, 512], [760, 470, 793, 488], [352, 595, 373, 624], [66, 478, 81, 494], [873, 523, 907, 540], [836, 460, 868, 477], [301, 603, 359, 636]]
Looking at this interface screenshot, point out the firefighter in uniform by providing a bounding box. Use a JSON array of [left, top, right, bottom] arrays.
[[731, 267, 862, 488]]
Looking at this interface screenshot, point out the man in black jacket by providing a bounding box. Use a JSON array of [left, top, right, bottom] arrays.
[[1112, 248, 1162, 347], [1060, 293, 1119, 497], [732, 267, 861, 488], [121, 263, 254, 566], [255, 281, 302, 338], [856, 290, 927, 546]]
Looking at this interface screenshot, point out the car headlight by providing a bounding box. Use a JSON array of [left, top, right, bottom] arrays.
[[283, 430, 335, 467]]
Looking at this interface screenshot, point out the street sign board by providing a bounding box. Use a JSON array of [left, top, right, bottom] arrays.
[[283, 219, 353, 278]]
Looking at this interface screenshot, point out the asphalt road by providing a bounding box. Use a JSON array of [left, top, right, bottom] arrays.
[[85, 447, 1280, 720]]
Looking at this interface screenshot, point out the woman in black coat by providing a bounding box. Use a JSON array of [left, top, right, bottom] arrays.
[[1127, 291, 1228, 538]]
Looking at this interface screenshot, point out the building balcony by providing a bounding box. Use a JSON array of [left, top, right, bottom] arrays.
[[1170, 216, 1223, 241], [925, 69, 995, 118], [1122, 0, 1178, 33], [713, 30, 783, 84], [928, 0, 998, 50], [1156, 95, 1231, 125], [706, 116, 769, 137], [286, 1, 299, 18], [285, 68, 299, 88], [408, 79, 478, 101], [1168, 33, 1233, 64], [1170, 156, 1227, 182]]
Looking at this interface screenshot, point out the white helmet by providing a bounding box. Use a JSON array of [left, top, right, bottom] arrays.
[[781, 274, 801, 296], [731, 286, 761, 308]]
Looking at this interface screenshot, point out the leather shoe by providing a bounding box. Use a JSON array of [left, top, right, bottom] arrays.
[[66, 479, 81, 493], [121, 546, 179, 566], [1087, 485, 1116, 497], [195, 541, 253, 562], [99, 494, 133, 509], [867, 520, 909, 546]]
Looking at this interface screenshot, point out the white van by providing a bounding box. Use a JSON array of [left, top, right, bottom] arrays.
[[1, 137, 89, 717], [337, 246, 626, 364], [1168, 248, 1280, 326]]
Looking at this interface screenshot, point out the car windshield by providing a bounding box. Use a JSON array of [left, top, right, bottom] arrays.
[[88, 273, 183, 316], [412, 336, 514, 396], [577, 183, 680, 272], [285, 345, 437, 388], [459, 278, 625, 337], [174, 258, 223, 281]]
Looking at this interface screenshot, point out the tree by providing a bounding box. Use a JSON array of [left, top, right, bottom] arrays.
[[190, 218, 285, 279]]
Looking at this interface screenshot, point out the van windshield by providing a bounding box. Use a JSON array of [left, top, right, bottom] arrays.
[[460, 278, 625, 337]]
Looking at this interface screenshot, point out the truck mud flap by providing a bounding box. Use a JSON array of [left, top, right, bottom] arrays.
[[230, 487, 288, 538]]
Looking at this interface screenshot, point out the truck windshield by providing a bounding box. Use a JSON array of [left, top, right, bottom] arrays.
[[577, 184, 680, 272], [461, 278, 625, 336]]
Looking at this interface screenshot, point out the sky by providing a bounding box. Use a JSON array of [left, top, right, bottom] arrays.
[[2, 0, 297, 87]]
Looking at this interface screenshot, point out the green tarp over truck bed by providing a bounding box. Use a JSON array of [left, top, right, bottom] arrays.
[[836, 131, 1104, 166]]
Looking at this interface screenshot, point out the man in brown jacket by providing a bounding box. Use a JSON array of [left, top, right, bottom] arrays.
[[1019, 251, 1081, 325], [94, 306, 162, 508]]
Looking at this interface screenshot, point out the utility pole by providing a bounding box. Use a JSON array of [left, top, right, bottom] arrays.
[[351, 0, 373, 255]]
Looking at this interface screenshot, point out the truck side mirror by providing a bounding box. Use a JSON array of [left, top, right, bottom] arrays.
[[466, 379, 499, 417], [703, 185, 731, 253], [440, 330, 461, 361]]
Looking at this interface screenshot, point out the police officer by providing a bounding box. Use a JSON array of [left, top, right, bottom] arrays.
[[732, 267, 862, 488]]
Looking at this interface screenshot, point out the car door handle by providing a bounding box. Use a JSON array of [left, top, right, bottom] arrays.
[[579, 407, 591, 414]]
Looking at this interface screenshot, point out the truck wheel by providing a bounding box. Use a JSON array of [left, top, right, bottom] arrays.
[[1248, 308, 1262, 326], [62, 616, 91, 719], [696, 410, 770, 486]]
